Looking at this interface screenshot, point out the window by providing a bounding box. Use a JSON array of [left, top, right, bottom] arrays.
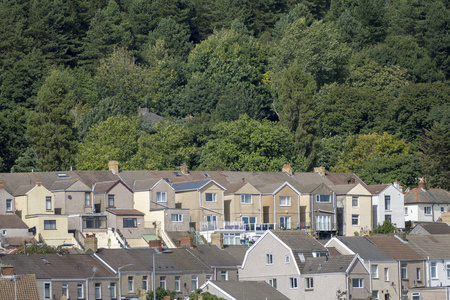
[[62, 283, 68, 297], [266, 254, 273, 265], [205, 193, 217, 202], [171, 214, 183, 222], [156, 192, 167, 202], [44, 283, 51, 298], [385, 195, 391, 211], [160, 276, 166, 289], [316, 195, 331, 203], [352, 214, 359, 226], [315, 215, 331, 231], [242, 216, 257, 230], [268, 278, 277, 289], [447, 264, 450, 278], [85, 192, 91, 206], [206, 275, 212, 281], [240, 194, 252, 204], [221, 271, 228, 281], [123, 218, 137, 228], [6, 199, 12, 211], [2, 230, 6, 235], [206, 215, 217, 230], [83, 216, 107, 229], [128, 276, 134, 291], [289, 277, 298, 289], [371, 265, 378, 278], [401, 263, 407, 279], [279, 216, 291, 229], [142, 276, 148, 291], [352, 278, 363, 288], [44, 220, 56, 230], [191, 275, 198, 291], [285, 255, 290, 264], [424, 206, 432, 215], [110, 282, 116, 299], [279, 196, 291, 206], [441, 207, 445, 212], [372, 291, 379, 300], [77, 283, 83, 299], [108, 194, 115, 207], [306, 277, 313, 289], [175, 276, 181, 292], [405, 207, 408, 215], [95, 283, 101, 299], [385, 215, 391, 221], [431, 262, 437, 278], [46, 196, 52, 210], [412, 293, 421, 300], [416, 268, 421, 281], [384, 268, 389, 282], [352, 196, 358, 207]]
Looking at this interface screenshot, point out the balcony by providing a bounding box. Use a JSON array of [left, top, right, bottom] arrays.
[[199, 221, 312, 233]]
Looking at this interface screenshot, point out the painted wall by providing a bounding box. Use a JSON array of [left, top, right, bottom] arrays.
[[0, 187, 14, 214], [273, 185, 301, 229], [52, 181, 92, 215], [25, 214, 72, 247], [340, 184, 372, 236], [372, 185, 405, 230]]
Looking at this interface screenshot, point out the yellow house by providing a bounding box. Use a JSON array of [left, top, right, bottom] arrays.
[[224, 182, 263, 228], [333, 183, 372, 236], [266, 182, 303, 230], [172, 180, 225, 233], [14, 179, 54, 217]]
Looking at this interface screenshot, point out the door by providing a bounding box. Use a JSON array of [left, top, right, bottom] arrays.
[[263, 206, 270, 223], [206, 215, 217, 230]]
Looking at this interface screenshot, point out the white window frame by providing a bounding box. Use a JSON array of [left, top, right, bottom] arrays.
[[289, 277, 298, 289], [6, 199, 12, 211], [371, 265, 378, 278], [352, 278, 363, 288], [110, 282, 117, 298], [372, 290, 379, 300], [431, 262, 437, 279], [441, 207, 445, 212], [306, 277, 313, 289], [128, 276, 134, 292], [108, 194, 115, 207], [44, 220, 56, 230], [385, 195, 391, 211], [44, 282, 51, 299], [316, 195, 331, 203], [424, 206, 432, 215], [160, 276, 166, 289], [352, 214, 359, 226], [62, 283, 68, 297], [156, 191, 167, 203], [191, 275, 198, 291], [175, 276, 181, 292], [205, 193, 217, 202], [285, 255, 290, 264], [95, 283, 101, 299], [171, 213, 183, 222], [266, 254, 273, 265], [384, 268, 389, 282], [46, 196, 52, 210], [447, 264, 450, 278], [405, 207, 408, 215], [401, 263, 407, 279], [206, 275, 212, 282], [77, 283, 83, 299], [85, 192, 91, 206], [142, 276, 148, 291], [352, 196, 358, 207], [221, 271, 228, 281], [315, 215, 331, 231], [240, 194, 252, 204], [279, 196, 291, 206], [416, 268, 421, 281], [268, 278, 277, 289], [279, 216, 291, 229]]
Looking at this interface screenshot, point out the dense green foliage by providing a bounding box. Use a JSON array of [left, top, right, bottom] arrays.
[[0, 0, 449, 189]]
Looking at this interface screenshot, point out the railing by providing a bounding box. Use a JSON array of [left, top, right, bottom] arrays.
[[199, 221, 313, 232], [191, 227, 205, 245], [115, 229, 130, 249]]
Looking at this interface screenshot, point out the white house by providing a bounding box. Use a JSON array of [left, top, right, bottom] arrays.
[[367, 181, 405, 230]]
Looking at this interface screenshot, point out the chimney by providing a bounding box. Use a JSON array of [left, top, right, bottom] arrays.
[[149, 239, 162, 252], [108, 161, 119, 174], [242, 178, 245, 182], [180, 236, 194, 248], [393, 179, 401, 190], [0, 181, 3, 189], [84, 234, 98, 252], [418, 177, 426, 189], [1, 265, 14, 277], [282, 164, 293, 175], [314, 167, 326, 177], [36, 179, 41, 187], [180, 164, 188, 174]]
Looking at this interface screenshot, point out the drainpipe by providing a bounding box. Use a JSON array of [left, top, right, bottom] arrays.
[[86, 278, 89, 300], [259, 194, 262, 223], [432, 204, 435, 222], [297, 193, 301, 229], [273, 195, 276, 228]]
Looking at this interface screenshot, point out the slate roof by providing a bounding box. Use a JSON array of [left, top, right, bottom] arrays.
[[188, 245, 242, 267], [12, 184, 35, 196], [334, 236, 394, 262], [93, 180, 120, 194], [271, 230, 326, 252], [94, 249, 148, 272], [404, 188, 450, 204], [366, 184, 390, 195], [221, 246, 248, 265], [50, 179, 81, 191], [0, 255, 49, 278], [367, 235, 424, 260], [300, 255, 356, 274], [325, 173, 367, 186], [406, 234, 450, 259], [331, 184, 359, 195], [132, 179, 163, 191], [0, 215, 29, 229], [0, 274, 40, 300], [411, 223, 450, 234], [106, 209, 144, 216], [172, 180, 221, 192], [202, 280, 289, 300]]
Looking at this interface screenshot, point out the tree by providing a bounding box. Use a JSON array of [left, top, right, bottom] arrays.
[[26, 69, 79, 171], [373, 218, 396, 234], [199, 114, 296, 171], [77, 116, 141, 170], [147, 287, 177, 300], [10, 148, 40, 173], [419, 123, 450, 190]]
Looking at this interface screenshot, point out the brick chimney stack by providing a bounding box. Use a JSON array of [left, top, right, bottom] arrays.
[[418, 177, 426, 189], [282, 164, 293, 175], [36, 179, 41, 187], [1, 265, 15, 277], [108, 161, 119, 174], [0, 181, 3, 189]]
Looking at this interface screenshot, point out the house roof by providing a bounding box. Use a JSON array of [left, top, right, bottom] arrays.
[[404, 188, 450, 204], [300, 255, 357, 274], [4, 237, 36, 247], [188, 245, 242, 268], [366, 184, 390, 195], [325, 173, 366, 186], [132, 179, 164, 191], [406, 234, 450, 259], [0, 255, 49, 278], [367, 235, 424, 260], [0, 274, 40, 300], [0, 215, 29, 229], [106, 209, 145, 216], [94, 249, 149, 272], [271, 230, 326, 253], [221, 246, 248, 265], [411, 223, 450, 234], [333, 236, 394, 262], [12, 184, 35, 196], [93, 180, 123, 194], [172, 180, 224, 192], [49, 179, 80, 191], [201, 280, 289, 300], [330, 184, 359, 195]]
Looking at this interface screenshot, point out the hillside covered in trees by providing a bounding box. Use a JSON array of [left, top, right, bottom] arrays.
[[0, 0, 449, 189]]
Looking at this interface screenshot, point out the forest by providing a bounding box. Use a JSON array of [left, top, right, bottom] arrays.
[[0, 0, 448, 190]]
